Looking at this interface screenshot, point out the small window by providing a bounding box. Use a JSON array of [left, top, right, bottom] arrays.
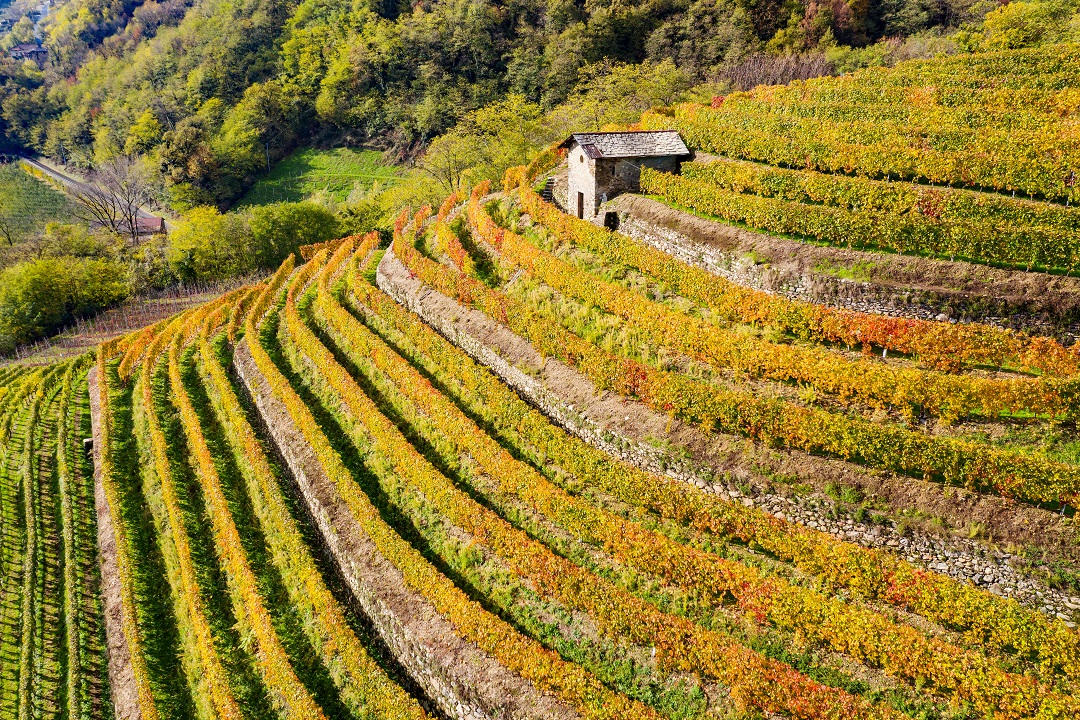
[[610, 165, 616, 177], [579, 154, 584, 163]]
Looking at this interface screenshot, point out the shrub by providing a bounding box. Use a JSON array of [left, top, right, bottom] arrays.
[[0, 257, 132, 353], [168, 206, 256, 282], [249, 201, 341, 268]]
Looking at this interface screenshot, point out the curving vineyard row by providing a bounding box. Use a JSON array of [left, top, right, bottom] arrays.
[[639, 167, 1080, 273], [471, 185, 1079, 422], [638, 90, 1080, 204], [516, 183, 1079, 376], [0, 356, 109, 720], [7, 66, 1080, 715], [678, 157, 1080, 234], [465, 187, 1080, 506], [320, 228, 1077, 716]]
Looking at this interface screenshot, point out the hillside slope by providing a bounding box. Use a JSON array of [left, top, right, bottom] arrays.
[[2, 39, 1080, 720]]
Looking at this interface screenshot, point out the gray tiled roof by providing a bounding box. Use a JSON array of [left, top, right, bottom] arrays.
[[561, 130, 690, 159]]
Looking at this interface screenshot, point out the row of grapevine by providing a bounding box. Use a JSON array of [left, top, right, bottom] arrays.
[[87, 266, 433, 719], [60, 361, 111, 720], [132, 311, 244, 720], [473, 188, 1079, 422], [398, 208, 1080, 506], [272, 244, 664, 719], [316, 231, 1077, 716], [193, 294, 429, 720], [0, 358, 111, 720], [289, 237, 909, 719], [680, 157, 1080, 239], [343, 250, 1080, 685], [17, 371, 46, 720], [640, 166, 1080, 273], [638, 94, 1080, 203], [94, 344, 162, 720], [514, 182, 1079, 376], [166, 313, 328, 720]]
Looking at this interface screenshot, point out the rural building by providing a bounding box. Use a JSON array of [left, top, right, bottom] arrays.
[[560, 130, 690, 221], [9, 42, 47, 66]]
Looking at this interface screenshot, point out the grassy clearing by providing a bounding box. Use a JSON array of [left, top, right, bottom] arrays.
[[237, 148, 398, 207]]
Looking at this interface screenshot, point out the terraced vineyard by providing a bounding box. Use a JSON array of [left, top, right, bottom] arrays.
[[3, 42, 1080, 720], [637, 43, 1080, 273]]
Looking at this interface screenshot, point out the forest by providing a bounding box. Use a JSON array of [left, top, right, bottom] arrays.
[[0, 0, 1077, 211]]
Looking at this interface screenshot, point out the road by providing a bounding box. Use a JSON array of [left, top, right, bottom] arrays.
[[20, 155, 175, 232]]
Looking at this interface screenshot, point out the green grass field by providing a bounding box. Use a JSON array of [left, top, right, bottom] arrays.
[[237, 148, 398, 207], [0, 162, 74, 249]]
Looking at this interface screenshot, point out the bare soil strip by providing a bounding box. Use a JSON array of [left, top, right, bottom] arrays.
[[88, 367, 143, 720]]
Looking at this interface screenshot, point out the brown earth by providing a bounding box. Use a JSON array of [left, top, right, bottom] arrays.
[[88, 367, 144, 720]]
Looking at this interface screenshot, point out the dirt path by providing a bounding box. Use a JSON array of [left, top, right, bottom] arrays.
[[88, 367, 143, 720]]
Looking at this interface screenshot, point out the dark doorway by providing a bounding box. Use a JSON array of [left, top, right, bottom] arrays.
[[577, 192, 584, 219], [603, 211, 619, 231]]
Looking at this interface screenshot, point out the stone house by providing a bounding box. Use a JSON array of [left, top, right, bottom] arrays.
[[560, 130, 690, 222]]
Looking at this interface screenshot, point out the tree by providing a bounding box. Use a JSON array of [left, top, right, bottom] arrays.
[[67, 155, 157, 245], [124, 109, 164, 155], [0, 256, 131, 354], [167, 206, 255, 282], [8, 17, 36, 46], [419, 131, 483, 194], [981, 1, 1054, 49], [248, 201, 340, 268]]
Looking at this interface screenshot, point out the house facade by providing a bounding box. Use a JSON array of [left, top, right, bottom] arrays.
[[560, 130, 690, 221]]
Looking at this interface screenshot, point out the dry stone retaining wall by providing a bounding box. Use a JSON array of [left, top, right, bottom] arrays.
[[604, 196, 1080, 341], [88, 367, 145, 720]]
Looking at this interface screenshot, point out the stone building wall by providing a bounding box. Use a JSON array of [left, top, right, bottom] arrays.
[[566, 146, 681, 220]]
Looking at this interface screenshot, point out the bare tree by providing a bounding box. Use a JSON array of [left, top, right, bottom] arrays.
[[721, 53, 834, 91], [68, 155, 155, 245]]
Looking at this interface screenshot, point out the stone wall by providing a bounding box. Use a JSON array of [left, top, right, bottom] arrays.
[[608, 197, 1080, 342], [565, 145, 596, 219], [233, 340, 578, 720], [88, 367, 145, 720]]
